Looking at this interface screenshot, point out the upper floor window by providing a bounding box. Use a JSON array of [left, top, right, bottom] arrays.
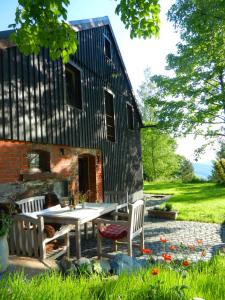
[[65, 64, 82, 109], [27, 150, 50, 173], [104, 36, 112, 60], [105, 90, 115, 142], [127, 103, 134, 130]]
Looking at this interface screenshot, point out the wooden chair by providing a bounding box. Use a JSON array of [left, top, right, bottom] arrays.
[[91, 191, 129, 237], [104, 191, 129, 213], [9, 196, 72, 260], [96, 199, 145, 258]]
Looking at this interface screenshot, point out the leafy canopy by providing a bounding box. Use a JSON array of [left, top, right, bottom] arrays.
[[10, 0, 161, 62], [146, 0, 225, 138], [139, 69, 180, 182], [10, 0, 78, 63]]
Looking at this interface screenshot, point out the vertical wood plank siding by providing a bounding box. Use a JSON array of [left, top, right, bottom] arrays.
[[0, 25, 143, 194]]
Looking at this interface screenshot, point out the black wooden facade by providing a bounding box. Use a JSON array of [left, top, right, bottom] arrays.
[[0, 17, 143, 197]]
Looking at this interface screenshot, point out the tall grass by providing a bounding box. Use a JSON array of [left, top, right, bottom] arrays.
[[1, 255, 224, 300]]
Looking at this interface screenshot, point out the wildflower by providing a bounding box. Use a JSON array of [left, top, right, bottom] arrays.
[[182, 260, 189, 267], [151, 268, 160, 275], [160, 237, 168, 243], [169, 245, 177, 251], [142, 248, 153, 255], [196, 239, 203, 245], [162, 253, 172, 261], [201, 250, 206, 257]]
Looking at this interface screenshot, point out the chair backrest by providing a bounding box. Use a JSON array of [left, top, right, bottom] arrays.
[[104, 191, 128, 211], [16, 196, 46, 213], [128, 199, 145, 238]]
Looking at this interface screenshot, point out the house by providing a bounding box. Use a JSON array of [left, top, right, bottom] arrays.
[[0, 17, 143, 203]]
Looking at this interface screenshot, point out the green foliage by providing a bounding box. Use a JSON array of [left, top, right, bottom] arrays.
[[115, 0, 160, 39], [141, 128, 180, 181], [10, 0, 161, 62], [10, 0, 78, 63], [0, 212, 12, 237], [213, 159, 225, 183], [0, 255, 225, 300], [176, 156, 194, 183], [165, 203, 173, 211], [144, 181, 225, 224], [146, 0, 225, 139], [211, 142, 225, 183]]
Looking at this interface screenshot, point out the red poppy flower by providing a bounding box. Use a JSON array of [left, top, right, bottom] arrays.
[[142, 248, 153, 255], [182, 260, 189, 267], [151, 268, 160, 275], [162, 253, 172, 261], [160, 237, 168, 243], [196, 239, 203, 245], [169, 245, 177, 251]]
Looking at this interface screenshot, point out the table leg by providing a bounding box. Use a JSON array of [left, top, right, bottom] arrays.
[[76, 222, 81, 259]]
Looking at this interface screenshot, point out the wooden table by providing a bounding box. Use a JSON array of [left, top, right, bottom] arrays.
[[39, 203, 117, 259]]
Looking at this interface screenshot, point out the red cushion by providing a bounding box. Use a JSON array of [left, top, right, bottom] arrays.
[[98, 224, 128, 240]]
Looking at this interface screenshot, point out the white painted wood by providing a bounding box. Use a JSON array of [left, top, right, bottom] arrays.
[[8, 196, 72, 260], [96, 199, 145, 257]]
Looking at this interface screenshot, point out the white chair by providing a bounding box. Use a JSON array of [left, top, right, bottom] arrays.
[[96, 199, 145, 257], [9, 196, 72, 260]]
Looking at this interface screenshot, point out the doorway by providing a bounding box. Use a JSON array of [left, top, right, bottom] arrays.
[[78, 154, 96, 201]]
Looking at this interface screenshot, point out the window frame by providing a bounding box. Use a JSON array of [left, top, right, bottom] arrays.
[[103, 34, 112, 60], [27, 150, 51, 173], [65, 62, 83, 110], [104, 88, 116, 143], [126, 102, 135, 131]]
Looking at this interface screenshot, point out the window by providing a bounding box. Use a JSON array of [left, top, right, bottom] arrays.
[[65, 64, 82, 109], [105, 90, 115, 142], [127, 103, 134, 130], [104, 36, 111, 60], [27, 150, 50, 173]]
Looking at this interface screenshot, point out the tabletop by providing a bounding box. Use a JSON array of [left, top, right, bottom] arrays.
[[38, 202, 117, 224]]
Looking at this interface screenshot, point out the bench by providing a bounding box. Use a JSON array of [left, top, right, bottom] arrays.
[[9, 196, 72, 260]]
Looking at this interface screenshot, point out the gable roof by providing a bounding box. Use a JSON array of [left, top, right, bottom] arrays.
[[0, 16, 143, 126], [70, 17, 143, 126]]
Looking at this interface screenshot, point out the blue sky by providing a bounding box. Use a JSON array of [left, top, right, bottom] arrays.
[[0, 0, 216, 162]]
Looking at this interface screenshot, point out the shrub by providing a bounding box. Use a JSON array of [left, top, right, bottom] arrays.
[[165, 203, 173, 211]]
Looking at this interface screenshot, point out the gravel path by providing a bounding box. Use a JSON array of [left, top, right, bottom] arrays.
[[69, 196, 225, 262]]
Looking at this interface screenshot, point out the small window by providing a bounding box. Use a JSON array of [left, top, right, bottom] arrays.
[[27, 150, 50, 173], [127, 103, 134, 130], [104, 36, 111, 60], [105, 90, 115, 142], [65, 64, 82, 109]]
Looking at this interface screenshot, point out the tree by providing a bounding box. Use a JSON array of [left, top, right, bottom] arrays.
[[141, 128, 180, 181], [139, 70, 180, 181], [10, 0, 160, 62], [176, 155, 194, 183], [211, 142, 225, 183], [146, 0, 225, 139]]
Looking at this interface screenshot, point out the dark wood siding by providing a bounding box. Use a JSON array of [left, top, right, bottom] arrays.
[[0, 25, 143, 194]]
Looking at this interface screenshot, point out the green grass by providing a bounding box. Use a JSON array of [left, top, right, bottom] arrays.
[[144, 181, 225, 224], [1, 255, 225, 300]]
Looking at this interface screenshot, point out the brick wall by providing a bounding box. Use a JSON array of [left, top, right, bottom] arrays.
[[0, 140, 103, 202]]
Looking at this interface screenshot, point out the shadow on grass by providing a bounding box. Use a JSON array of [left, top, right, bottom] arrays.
[[144, 182, 225, 205]]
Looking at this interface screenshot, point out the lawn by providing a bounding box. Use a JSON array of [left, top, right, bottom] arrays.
[[144, 182, 225, 224], [1, 255, 224, 300]]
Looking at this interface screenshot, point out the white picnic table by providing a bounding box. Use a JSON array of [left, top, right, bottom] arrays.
[[38, 203, 117, 259]]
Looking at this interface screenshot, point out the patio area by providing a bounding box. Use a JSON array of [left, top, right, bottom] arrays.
[[4, 195, 225, 278]]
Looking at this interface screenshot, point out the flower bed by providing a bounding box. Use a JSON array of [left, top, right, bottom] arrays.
[[148, 209, 178, 220]]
